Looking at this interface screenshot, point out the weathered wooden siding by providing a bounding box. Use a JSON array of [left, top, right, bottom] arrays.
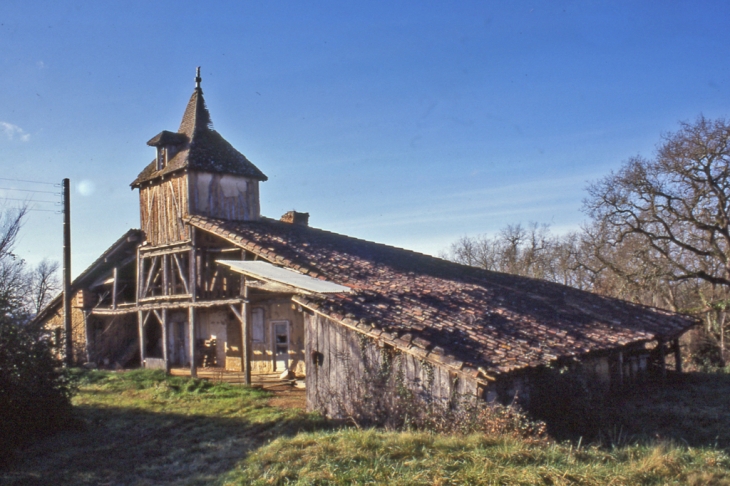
[[139, 173, 190, 246], [43, 304, 87, 365], [305, 312, 477, 418], [225, 299, 306, 375], [189, 172, 260, 222]]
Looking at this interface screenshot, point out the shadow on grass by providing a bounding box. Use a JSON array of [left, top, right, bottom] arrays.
[[595, 371, 730, 449], [535, 371, 730, 449], [0, 403, 329, 486]]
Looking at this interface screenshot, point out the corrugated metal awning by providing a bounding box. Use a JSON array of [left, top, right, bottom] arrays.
[[216, 260, 352, 294]]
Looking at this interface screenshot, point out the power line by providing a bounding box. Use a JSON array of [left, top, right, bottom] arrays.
[[0, 177, 57, 186], [3, 197, 60, 204], [27, 208, 61, 213], [0, 187, 60, 195]]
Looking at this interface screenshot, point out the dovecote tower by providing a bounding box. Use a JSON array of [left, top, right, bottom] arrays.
[[131, 68, 268, 246]]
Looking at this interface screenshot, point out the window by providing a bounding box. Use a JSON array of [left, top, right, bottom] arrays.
[[156, 147, 167, 170], [252, 308, 264, 343]]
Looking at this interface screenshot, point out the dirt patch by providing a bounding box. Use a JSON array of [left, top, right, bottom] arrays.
[[267, 387, 306, 410]]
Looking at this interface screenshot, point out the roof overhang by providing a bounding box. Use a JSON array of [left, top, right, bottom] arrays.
[[216, 260, 352, 295], [33, 229, 142, 324], [146, 130, 188, 147]]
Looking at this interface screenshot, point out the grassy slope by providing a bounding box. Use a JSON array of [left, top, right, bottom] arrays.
[[225, 430, 730, 485], [1, 370, 322, 485], [2, 370, 730, 485]]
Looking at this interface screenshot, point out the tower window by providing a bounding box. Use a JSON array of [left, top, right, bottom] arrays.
[[156, 147, 167, 170]]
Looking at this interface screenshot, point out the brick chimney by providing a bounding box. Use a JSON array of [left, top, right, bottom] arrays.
[[280, 211, 309, 226]]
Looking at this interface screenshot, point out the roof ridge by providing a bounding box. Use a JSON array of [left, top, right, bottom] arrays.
[[189, 214, 540, 284], [177, 86, 212, 139], [255, 215, 452, 264]]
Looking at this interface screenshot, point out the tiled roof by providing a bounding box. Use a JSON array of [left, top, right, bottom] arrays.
[[131, 86, 267, 187], [188, 215, 696, 377]]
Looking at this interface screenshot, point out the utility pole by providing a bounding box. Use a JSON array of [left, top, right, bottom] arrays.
[[62, 178, 72, 366]]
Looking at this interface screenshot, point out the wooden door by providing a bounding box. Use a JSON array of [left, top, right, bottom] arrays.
[[272, 321, 289, 371]]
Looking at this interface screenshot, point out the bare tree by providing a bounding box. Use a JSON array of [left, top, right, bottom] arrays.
[[26, 259, 60, 315], [0, 206, 60, 318], [0, 206, 26, 261], [585, 116, 730, 290], [447, 222, 579, 283], [0, 207, 29, 316], [584, 116, 730, 355]]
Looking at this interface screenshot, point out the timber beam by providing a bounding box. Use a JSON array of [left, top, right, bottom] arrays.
[[139, 294, 193, 303], [90, 297, 248, 316], [172, 253, 190, 294], [139, 242, 193, 256]]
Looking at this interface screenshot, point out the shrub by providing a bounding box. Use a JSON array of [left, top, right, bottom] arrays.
[[685, 328, 725, 371], [412, 398, 548, 442], [0, 317, 74, 465], [326, 343, 547, 441]]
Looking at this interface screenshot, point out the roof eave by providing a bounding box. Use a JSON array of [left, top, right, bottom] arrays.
[[32, 229, 143, 324]]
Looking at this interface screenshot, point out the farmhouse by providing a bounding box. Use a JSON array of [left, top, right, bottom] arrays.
[[37, 71, 696, 417]]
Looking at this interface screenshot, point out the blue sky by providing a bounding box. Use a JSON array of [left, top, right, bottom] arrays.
[[2, 1, 730, 276]]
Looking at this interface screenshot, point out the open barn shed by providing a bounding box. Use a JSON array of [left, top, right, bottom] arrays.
[[36, 71, 696, 418]]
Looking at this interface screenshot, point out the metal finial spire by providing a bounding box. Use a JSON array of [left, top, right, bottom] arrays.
[[195, 66, 201, 89]]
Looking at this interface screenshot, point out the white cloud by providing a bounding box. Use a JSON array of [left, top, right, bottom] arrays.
[[36, 60, 45, 69], [1, 122, 30, 142]]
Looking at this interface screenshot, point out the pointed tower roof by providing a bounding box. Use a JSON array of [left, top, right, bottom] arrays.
[[131, 68, 267, 188]]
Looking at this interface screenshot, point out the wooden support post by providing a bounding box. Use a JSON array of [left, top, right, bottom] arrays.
[[137, 251, 143, 302], [112, 267, 118, 310], [83, 310, 91, 364], [162, 254, 169, 296], [659, 340, 667, 381], [162, 308, 169, 373], [618, 351, 624, 387], [138, 310, 146, 368], [242, 282, 251, 385], [189, 228, 198, 378], [673, 338, 682, 373], [201, 247, 208, 296], [143, 256, 159, 298], [189, 309, 196, 376], [173, 253, 189, 294], [210, 268, 220, 297]]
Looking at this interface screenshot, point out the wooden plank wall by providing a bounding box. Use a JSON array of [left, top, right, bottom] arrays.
[[305, 313, 477, 419], [232, 300, 306, 375], [188, 172, 260, 222], [42, 305, 88, 364], [139, 174, 190, 246]]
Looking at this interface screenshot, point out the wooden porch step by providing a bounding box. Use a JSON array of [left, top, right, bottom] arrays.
[[168, 368, 303, 387]]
